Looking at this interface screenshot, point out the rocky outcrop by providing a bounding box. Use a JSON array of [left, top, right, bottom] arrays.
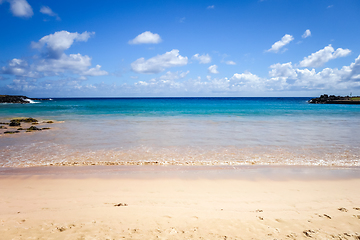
[[1, 117, 52, 135], [0, 95, 48, 103], [309, 94, 360, 104]]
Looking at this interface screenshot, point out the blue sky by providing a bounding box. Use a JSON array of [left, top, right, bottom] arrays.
[[1, 0, 360, 97]]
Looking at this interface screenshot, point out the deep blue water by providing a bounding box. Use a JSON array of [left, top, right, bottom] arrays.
[[2, 97, 359, 119]]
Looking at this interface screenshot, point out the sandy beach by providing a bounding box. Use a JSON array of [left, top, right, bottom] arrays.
[[1, 166, 360, 239]]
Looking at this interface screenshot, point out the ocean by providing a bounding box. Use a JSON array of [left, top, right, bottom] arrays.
[[1, 97, 360, 167]]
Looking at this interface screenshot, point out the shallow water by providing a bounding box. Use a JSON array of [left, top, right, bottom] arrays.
[[1, 97, 360, 167]]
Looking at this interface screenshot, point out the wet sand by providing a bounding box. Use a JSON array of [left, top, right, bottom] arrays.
[[1, 166, 360, 239]]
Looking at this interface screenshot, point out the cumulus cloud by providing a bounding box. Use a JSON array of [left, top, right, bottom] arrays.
[[269, 62, 297, 79], [207, 5, 215, 9], [3, 0, 33, 18], [208, 65, 219, 74], [35, 54, 107, 76], [266, 34, 294, 53], [40, 6, 60, 21], [269, 54, 360, 90], [1, 30, 107, 78], [302, 29, 311, 39], [225, 60, 236, 65], [299, 44, 351, 68], [128, 31, 162, 44], [192, 54, 211, 64], [31, 31, 94, 59], [131, 49, 188, 74]]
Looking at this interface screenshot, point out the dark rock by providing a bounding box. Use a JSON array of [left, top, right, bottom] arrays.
[[0, 126, 7, 129], [27, 126, 42, 131], [11, 117, 38, 123], [9, 122, 21, 126], [0, 95, 50, 104], [4, 131, 20, 134], [0, 95, 30, 104], [309, 94, 360, 104], [41, 127, 51, 130]]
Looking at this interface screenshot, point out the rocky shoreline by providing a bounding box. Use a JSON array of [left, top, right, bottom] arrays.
[[308, 94, 360, 104], [0, 117, 53, 135], [0, 95, 48, 104]]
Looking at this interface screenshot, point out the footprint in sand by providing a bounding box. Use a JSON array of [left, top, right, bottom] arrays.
[[338, 207, 348, 212]]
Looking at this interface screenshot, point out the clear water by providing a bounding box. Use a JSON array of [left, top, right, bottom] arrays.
[[1, 97, 360, 167]]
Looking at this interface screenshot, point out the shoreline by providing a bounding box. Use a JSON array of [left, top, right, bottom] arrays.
[[1, 164, 360, 180]]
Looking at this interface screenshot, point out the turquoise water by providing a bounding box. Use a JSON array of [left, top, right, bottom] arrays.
[[1, 97, 360, 167]]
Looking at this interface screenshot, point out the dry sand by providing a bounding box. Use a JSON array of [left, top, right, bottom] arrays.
[[1, 166, 360, 239]]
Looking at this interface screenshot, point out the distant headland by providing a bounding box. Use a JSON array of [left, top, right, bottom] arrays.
[[0, 95, 49, 104], [309, 94, 360, 104]]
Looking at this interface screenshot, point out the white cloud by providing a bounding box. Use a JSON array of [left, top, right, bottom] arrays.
[[31, 31, 94, 59], [266, 34, 294, 53], [35, 53, 107, 76], [131, 49, 188, 74], [1, 31, 107, 78], [82, 65, 108, 76], [269, 62, 297, 79], [225, 60, 236, 65], [40, 6, 60, 21], [128, 31, 162, 45], [1, 58, 39, 78], [7, 0, 33, 18], [299, 44, 351, 68], [268, 54, 360, 90], [207, 5, 215, 9], [192, 54, 211, 64], [159, 71, 189, 80], [302, 29, 311, 39], [208, 65, 219, 74]]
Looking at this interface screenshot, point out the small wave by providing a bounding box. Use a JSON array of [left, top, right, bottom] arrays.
[[24, 98, 40, 104]]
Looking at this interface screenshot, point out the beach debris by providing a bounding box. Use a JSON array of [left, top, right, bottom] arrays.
[[323, 214, 332, 219], [338, 207, 348, 212], [303, 229, 316, 237], [114, 203, 128, 207]]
